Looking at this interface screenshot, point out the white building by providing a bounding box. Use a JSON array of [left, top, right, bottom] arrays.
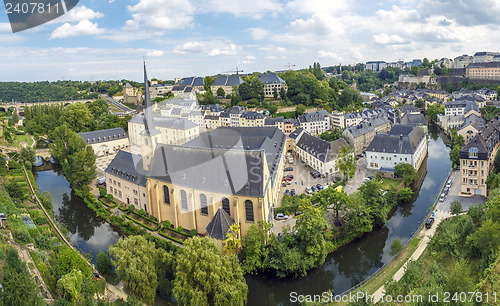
[[366, 124, 427, 173], [297, 110, 330, 135], [78, 128, 129, 157]]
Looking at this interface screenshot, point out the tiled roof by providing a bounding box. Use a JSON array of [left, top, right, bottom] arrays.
[[105, 151, 147, 186], [206, 207, 235, 240], [78, 128, 127, 144]]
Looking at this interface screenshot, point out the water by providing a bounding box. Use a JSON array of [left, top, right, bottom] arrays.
[[34, 165, 120, 261], [245, 123, 451, 305]]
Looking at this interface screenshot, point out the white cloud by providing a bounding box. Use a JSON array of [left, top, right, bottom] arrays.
[[0, 23, 11, 34], [147, 50, 164, 57], [420, 0, 500, 26], [50, 20, 104, 39], [287, 0, 350, 15], [373, 33, 406, 45], [317, 50, 342, 60], [125, 0, 195, 31], [56, 6, 104, 23], [208, 43, 241, 56], [248, 28, 269, 40], [173, 41, 207, 54], [199, 0, 283, 18]]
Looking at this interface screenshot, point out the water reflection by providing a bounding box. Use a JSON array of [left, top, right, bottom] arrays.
[[58, 192, 102, 241]]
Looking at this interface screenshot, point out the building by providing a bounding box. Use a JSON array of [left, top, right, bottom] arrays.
[[445, 100, 468, 116], [78, 128, 129, 156], [398, 105, 421, 118], [454, 54, 473, 69], [365, 124, 427, 174], [150, 83, 173, 99], [240, 111, 266, 127], [128, 114, 200, 146], [105, 151, 148, 210], [145, 127, 287, 237], [332, 109, 383, 129], [256, 73, 288, 98], [458, 114, 484, 144], [342, 116, 392, 155], [298, 110, 330, 135], [123, 83, 143, 105], [400, 113, 428, 134], [439, 101, 481, 131], [210, 75, 244, 96], [473, 51, 499, 63], [438, 58, 454, 69], [365, 61, 387, 72], [466, 62, 500, 80], [293, 131, 350, 176]]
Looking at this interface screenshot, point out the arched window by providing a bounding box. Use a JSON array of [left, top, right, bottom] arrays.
[[222, 198, 230, 216], [180, 190, 188, 210], [163, 186, 170, 205], [245, 200, 254, 222], [200, 194, 208, 215]]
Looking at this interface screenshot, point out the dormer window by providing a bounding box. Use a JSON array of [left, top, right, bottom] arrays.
[[469, 147, 478, 159]]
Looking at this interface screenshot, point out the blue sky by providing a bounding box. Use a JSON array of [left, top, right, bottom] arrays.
[[1, 0, 500, 82]]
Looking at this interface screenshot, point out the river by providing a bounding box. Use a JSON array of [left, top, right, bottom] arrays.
[[32, 123, 450, 305], [245, 123, 451, 305]]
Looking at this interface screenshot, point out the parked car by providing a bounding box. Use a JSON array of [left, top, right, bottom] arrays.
[[276, 213, 289, 220], [425, 217, 435, 229], [446, 179, 452, 188], [368, 176, 375, 180], [282, 177, 292, 182], [291, 189, 296, 196], [443, 187, 449, 195], [457, 166, 460, 170], [305, 187, 313, 194], [316, 184, 324, 191], [363, 177, 370, 183], [285, 167, 293, 171], [285, 190, 290, 196], [295, 211, 303, 217], [312, 186, 319, 192], [439, 194, 445, 202], [286, 174, 294, 179]]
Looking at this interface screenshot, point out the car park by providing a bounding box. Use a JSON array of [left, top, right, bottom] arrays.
[[276, 213, 289, 220], [285, 167, 293, 171], [282, 177, 292, 182], [291, 189, 296, 196], [439, 194, 445, 202], [425, 217, 435, 229]]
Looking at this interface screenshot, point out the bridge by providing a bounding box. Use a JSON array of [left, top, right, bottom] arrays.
[[0, 99, 95, 112]]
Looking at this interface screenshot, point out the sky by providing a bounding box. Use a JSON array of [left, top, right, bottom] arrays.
[[1, 0, 500, 82]]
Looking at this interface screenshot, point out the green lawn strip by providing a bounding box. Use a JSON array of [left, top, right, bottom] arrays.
[[380, 178, 402, 190], [158, 228, 184, 244], [125, 212, 160, 231]]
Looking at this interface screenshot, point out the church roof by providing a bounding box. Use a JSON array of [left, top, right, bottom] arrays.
[[206, 207, 235, 240]]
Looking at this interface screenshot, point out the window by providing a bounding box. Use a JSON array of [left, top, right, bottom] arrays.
[[109, 187, 113, 194], [200, 194, 208, 215], [134, 198, 138, 205], [245, 200, 254, 222], [222, 198, 230, 216], [118, 191, 122, 198], [118, 182, 121, 188], [468, 147, 478, 158], [163, 186, 170, 205], [181, 190, 188, 210]]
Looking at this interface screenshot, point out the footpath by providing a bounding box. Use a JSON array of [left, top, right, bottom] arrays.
[[371, 210, 452, 302]]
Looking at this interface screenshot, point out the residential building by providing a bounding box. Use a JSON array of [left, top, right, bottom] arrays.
[[204, 115, 222, 130], [78, 127, 129, 156], [293, 131, 350, 176], [398, 105, 421, 118], [466, 62, 500, 80], [240, 111, 266, 127], [105, 151, 148, 210], [332, 109, 383, 129], [256, 73, 288, 98], [123, 83, 143, 105], [400, 113, 428, 133], [458, 114, 485, 144], [454, 54, 473, 69], [459, 117, 500, 197], [445, 100, 468, 116], [128, 114, 200, 146], [473, 51, 499, 63], [210, 75, 244, 96], [150, 83, 173, 99], [342, 116, 392, 155], [298, 110, 330, 135], [365, 61, 387, 72], [365, 124, 427, 174]]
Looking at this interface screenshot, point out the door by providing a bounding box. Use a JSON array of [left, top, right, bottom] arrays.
[[474, 189, 482, 196]]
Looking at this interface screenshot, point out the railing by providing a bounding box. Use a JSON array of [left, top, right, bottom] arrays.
[[336, 168, 452, 297]]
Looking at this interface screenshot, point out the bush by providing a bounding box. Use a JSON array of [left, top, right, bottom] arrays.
[[177, 226, 184, 233], [190, 229, 197, 237], [138, 209, 146, 217], [14, 228, 32, 244], [24, 161, 32, 169], [451, 200, 462, 216], [28, 228, 40, 239], [128, 205, 135, 213], [389, 238, 403, 256], [106, 193, 113, 201], [149, 215, 156, 222], [163, 220, 171, 228], [99, 188, 107, 198], [282, 195, 289, 207]]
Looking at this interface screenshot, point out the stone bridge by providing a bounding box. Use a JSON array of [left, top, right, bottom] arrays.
[[35, 148, 51, 159], [0, 99, 95, 112]]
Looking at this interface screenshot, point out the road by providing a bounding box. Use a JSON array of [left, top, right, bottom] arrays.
[[101, 94, 135, 115]]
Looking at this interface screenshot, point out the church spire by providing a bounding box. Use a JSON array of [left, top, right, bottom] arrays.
[[142, 60, 158, 136]]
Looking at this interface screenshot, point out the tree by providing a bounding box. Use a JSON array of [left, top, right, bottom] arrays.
[[296, 104, 306, 115], [40, 191, 53, 211], [204, 76, 215, 92], [494, 150, 500, 173], [389, 238, 403, 256], [65, 146, 96, 187], [20, 146, 36, 165], [313, 187, 347, 219], [338, 87, 363, 109], [319, 128, 343, 142], [109, 235, 171, 304], [61, 103, 93, 133], [241, 221, 273, 274], [216, 87, 225, 97], [397, 187, 414, 202], [6, 181, 25, 200], [450, 200, 462, 215], [337, 145, 356, 181], [53, 246, 92, 279], [223, 223, 242, 255], [96, 250, 112, 274], [394, 163, 418, 187], [57, 269, 84, 304], [173, 236, 248, 306]]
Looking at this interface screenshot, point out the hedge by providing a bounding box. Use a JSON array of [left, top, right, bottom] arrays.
[[125, 212, 160, 231], [274, 204, 300, 216], [99, 198, 118, 209], [158, 230, 184, 244]]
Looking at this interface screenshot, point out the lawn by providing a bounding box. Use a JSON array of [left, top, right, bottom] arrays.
[[380, 178, 403, 190], [12, 134, 34, 147]]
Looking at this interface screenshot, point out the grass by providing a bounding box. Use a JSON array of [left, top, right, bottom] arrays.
[[380, 178, 403, 190], [11, 134, 33, 147]]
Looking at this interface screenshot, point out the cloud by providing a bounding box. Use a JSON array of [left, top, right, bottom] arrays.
[[317, 50, 342, 60], [287, 0, 350, 15], [50, 20, 103, 39], [125, 0, 195, 31], [248, 28, 269, 40], [173, 41, 207, 54], [373, 33, 406, 45], [199, 0, 283, 18], [0, 23, 12, 34], [420, 0, 500, 26], [147, 50, 164, 57], [208, 43, 241, 56], [56, 6, 104, 23]]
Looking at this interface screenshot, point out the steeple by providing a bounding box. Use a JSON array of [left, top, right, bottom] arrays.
[[141, 61, 160, 170]]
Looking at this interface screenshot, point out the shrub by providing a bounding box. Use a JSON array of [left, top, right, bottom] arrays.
[[163, 220, 171, 228], [190, 229, 197, 237], [14, 228, 32, 244], [82, 185, 91, 193], [282, 195, 289, 207], [149, 215, 156, 222], [106, 193, 113, 201], [28, 228, 40, 239], [128, 205, 135, 213], [99, 188, 107, 198], [138, 209, 146, 217], [177, 226, 184, 233], [24, 161, 32, 169]]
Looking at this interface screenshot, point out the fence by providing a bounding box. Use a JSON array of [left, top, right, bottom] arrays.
[[336, 169, 452, 297]]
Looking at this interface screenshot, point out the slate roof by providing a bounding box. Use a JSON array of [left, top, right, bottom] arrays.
[[206, 207, 235, 240], [400, 113, 427, 126], [398, 105, 420, 114], [367, 125, 425, 155], [242, 111, 265, 120], [265, 116, 284, 125], [289, 128, 304, 140], [445, 100, 468, 108], [464, 101, 480, 114], [296, 132, 348, 163], [148, 127, 285, 197], [79, 128, 127, 145], [301, 110, 329, 122], [105, 151, 147, 186], [459, 134, 489, 160], [468, 62, 500, 69], [257, 73, 286, 84], [129, 114, 197, 130], [176, 77, 204, 86], [212, 75, 244, 86], [460, 114, 484, 131]]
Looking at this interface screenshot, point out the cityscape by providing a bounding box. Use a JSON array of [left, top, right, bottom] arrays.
[[2, 1, 500, 305]]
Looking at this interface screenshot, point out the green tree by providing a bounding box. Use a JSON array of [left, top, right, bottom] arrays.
[[450, 200, 462, 215], [96, 250, 112, 274], [313, 187, 347, 219], [40, 191, 53, 212], [65, 146, 96, 187], [394, 163, 418, 187], [20, 146, 36, 165], [204, 76, 215, 92], [444, 259, 474, 294], [223, 223, 242, 255], [319, 128, 343, 142], [296, 104, 306, 115], [241, 221, 273, 274], [53, 246, 92, 279], [6, 181, 25, 200], [57, 269, 84, 304], [494, 150, 500, 173], [337, 145, 356, 181], [216, 87, 225, 97], [389, 238, 403, 256], [397, 187, 414, 202], [109, 235, 171, 304], [338, 87, 363, 109], [61, 103, 93, 133], [173, 236, 248, 306]]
